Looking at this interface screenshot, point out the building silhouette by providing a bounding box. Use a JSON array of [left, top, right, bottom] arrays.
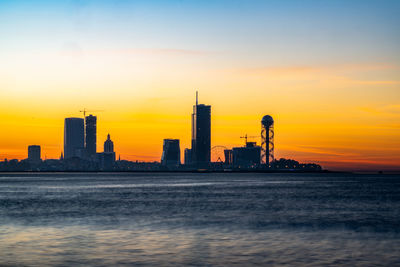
[[85, 114, 97, 159], [191, 92, 211, 167], [64, 118, 84, 159], [184, 148, 192, 165], [224, 149, 233, 165], [261, 115, 274, 167], [232, 142, 261, 168], [161, 139, 181, 166], [104, 133, 114, 153], [28, 145, 41, 163], [99, 134, 115, 170]]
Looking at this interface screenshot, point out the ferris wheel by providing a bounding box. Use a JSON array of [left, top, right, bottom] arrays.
[[211, 146, 228, 162]]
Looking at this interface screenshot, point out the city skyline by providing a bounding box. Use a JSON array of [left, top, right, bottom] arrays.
[[0, 98, 322, 171], [0, 1, 399, 171]]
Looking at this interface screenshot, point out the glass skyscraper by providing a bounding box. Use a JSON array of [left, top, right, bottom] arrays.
[[161, 139, 181, 166], [64, 118, 84, 159], [191, 93, 211, 167], [85, 114, 97, 158]]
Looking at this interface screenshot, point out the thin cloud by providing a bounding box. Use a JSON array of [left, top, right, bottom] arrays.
[[292, 145, 361, 157], [382, 104, 400, 113], [58, 46, 210, 59], [359, 105, 400, 116], [238, 66, 321, 77], [350, 80, 400, 85], [230, 63, 400, 86], [236, 62, 399, 76], [91, 48, 208, 56]]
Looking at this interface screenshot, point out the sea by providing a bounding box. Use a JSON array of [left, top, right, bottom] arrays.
[[0, 172, 399, 266]]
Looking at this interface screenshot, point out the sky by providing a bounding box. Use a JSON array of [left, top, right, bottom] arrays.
[[0, 0, 399, 171]]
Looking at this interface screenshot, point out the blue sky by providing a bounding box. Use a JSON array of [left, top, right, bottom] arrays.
[[1, 0, 399, 66]]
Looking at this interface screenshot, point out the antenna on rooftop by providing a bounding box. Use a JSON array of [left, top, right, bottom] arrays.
[[196, 91, 198, 106]]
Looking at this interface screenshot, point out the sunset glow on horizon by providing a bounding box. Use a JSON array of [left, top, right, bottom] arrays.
[[1, 0, 399, 171]]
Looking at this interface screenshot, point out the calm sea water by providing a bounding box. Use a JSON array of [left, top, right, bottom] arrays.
[[0, 172, 399, 266]]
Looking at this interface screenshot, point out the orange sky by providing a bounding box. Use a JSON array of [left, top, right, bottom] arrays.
[[0, 60, 399, 171]]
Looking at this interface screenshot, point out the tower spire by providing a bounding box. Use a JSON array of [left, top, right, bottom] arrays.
[[196, 91, 198, 106]]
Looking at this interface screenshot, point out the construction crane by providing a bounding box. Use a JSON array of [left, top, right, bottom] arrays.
[[79, 108, 104, 118], [240, 134, 259, 146]]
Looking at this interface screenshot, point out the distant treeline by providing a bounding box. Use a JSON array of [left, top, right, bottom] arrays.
[[0, 157, 321, 172]]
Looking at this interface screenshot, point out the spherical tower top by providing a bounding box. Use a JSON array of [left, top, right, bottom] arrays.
[[261, 115, 274, 127]]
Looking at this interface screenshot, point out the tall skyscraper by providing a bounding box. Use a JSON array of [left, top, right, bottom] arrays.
[[191, 92, 211, 166], [85, 114, 97, 158], [161, 139, 181, 166], [64, 118, 84, 159], [27, 145, 41, 163]]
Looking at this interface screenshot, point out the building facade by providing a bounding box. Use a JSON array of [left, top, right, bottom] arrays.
[[224, 149, 233, 165], [64, 118, 84, 159], [98, 134, 115, 170], [191, 93, 211, 167], [232, 142, 261, 168], [85, 114, 97, 159], [28, 145, 41, 163], [104, 133, 114, 153], [184, 148, 192, 165], [161, 139, 181, 166]]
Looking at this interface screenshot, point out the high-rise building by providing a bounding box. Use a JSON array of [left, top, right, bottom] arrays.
[[28, 145, 41, 163], [64, 118, 84, 159], [85, 114, 97, 158], [191, 92, 211, 167], [161, 139, 181, 166]]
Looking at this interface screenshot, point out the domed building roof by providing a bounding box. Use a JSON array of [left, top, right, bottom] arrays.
[[261, 115, 274, 127], [104, 134, 114, 153]]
